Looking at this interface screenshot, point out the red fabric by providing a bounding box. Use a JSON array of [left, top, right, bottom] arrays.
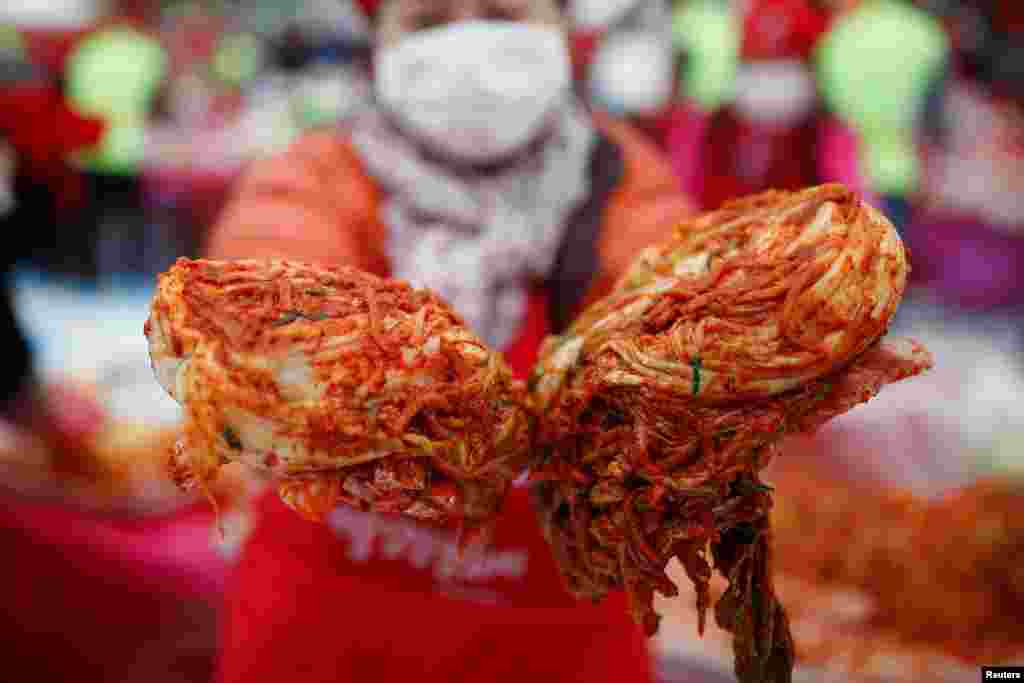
[[665, 100, 713, 200], [0, 84, 105, 212], [630, 102, 692, 151], [570, 30, 603, 85], [0, 498, 225, 682], [142, 165, 240, 234], [667, 103, 873, 208], [996, 1, 1024, 35], [741, 0, 830, 62], [696, 106, 821, 210], [217, 292, 655, 683], [218, 487, 652, 683], [354, 0, 383, 19], [19, 27, 93, 74], [502, 288, 551, 380]]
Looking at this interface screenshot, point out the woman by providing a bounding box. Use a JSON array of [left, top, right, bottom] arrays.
[[207, 1, 695, 681]]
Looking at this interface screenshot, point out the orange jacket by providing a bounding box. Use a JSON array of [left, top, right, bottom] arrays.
[[206, 113, 693, 325]]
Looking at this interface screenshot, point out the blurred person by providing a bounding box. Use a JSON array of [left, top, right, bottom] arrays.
[[0, 103, 154, 683], [0, 135, 227, 683], [143, 11, 294, 271], [568, 0, 692, 161], [674, 0, 870, 210], [63, 0, 169, 278], [0, 13, 227, 683], [567, 0, 672, 85], [203, 0, 697, 681], [815, 0, 949, 232], [902, 0, 1024, 314], [584, 27, 687, 149], [1, 0, 107, 275], [0, 145, 106, 481]]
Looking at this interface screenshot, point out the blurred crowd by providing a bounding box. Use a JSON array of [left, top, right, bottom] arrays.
[[0, 0, 1022, 682], [2, 0, 1022, 301]]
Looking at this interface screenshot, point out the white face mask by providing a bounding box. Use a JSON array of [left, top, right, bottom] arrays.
[[588, 31, 674, 115], [733, 60, 817, 124], [375, 21, 571, 165]]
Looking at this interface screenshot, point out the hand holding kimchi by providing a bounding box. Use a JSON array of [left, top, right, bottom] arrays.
[[144, 184, 936, 683], [529, 184, 932, 682], [146, 258, 532, 528]]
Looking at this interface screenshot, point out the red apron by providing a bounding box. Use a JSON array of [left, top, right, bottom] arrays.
[[216, 292, 655, 683]]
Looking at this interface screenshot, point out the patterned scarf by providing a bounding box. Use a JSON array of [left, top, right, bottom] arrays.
[[349, 100, 596, 349]]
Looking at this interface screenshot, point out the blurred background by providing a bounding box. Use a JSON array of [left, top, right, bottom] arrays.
[[0, 0, 1022, 681]]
